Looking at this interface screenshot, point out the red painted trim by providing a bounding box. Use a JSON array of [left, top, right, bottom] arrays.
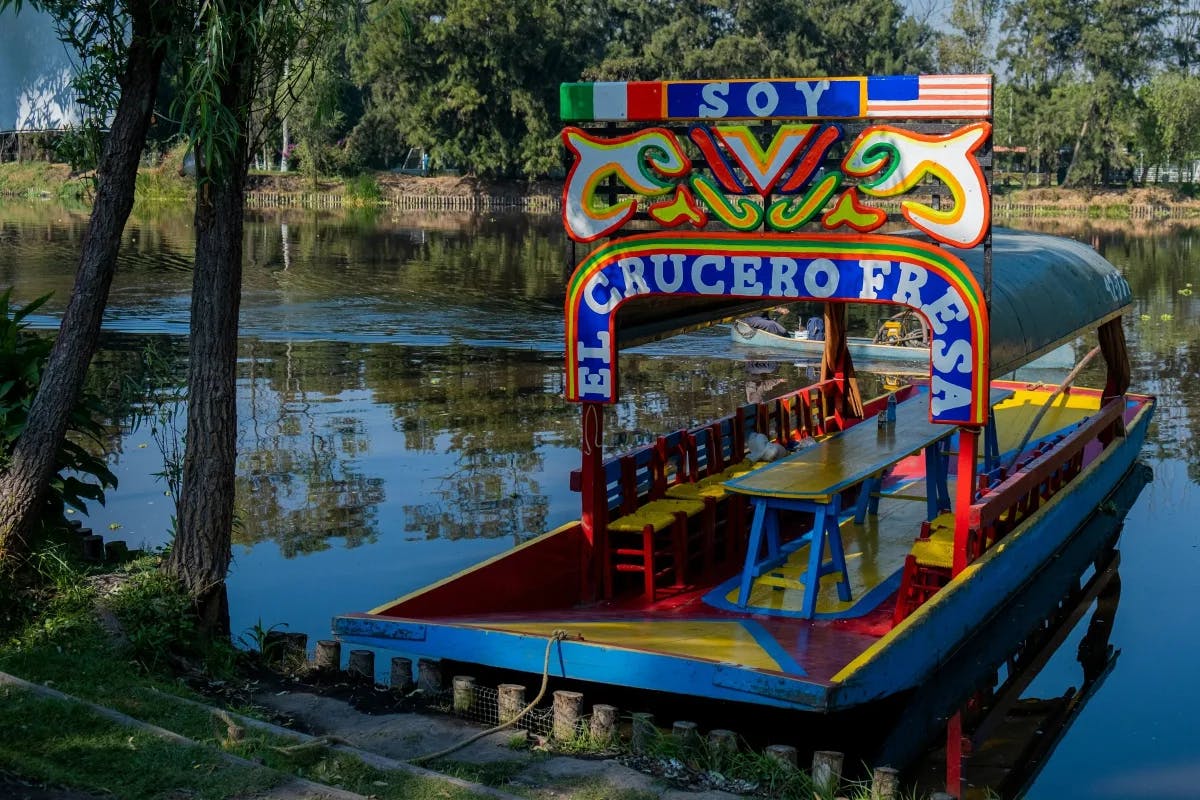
[[953, 428, 979, 576], [627, 82, 663, 121], [580, 402, 605, 601], [383, 523, 585, 618], [970, 400, 1124, 530]]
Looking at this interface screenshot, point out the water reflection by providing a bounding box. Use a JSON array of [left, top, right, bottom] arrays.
[[1, 203, 1198, 795], [892, 463, 1150, 798]]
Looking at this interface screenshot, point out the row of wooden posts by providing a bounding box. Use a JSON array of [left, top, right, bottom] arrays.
[[265, 634, 955, 800], [245, 192, 560, 212], [65, 519, 130, 563]]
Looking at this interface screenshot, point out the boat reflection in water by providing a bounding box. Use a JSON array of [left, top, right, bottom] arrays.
[[884, 462, 1152, 799]]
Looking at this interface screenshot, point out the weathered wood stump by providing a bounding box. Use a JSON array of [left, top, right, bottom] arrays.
[[871, 766, 900, 800], [589, 703, 617, 745], [812, 750, 845, 794], [81, 534, 104, 562], [417, 658, 442, 693], [390, 657, 414, 692], [672, 720, 700, 755], [347, 649, 375, 683], [552, 690, 584, 742], [103, 540, 128, 562], [765, 744, 797, 768], [706, 728, 738, 766], [630, 712, 655, 754], [498, 684, 526, 724], [452, 676, 476, 714], [314, 640, 340, 671]]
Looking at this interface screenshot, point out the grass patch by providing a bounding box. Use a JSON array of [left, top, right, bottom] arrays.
[[0, 688, 280, 800], [428, 758, 531, 787], [0, 551, 500, 800], [0, 161, 89, 202]]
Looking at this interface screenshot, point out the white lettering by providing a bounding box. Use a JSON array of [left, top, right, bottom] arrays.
[[768, 257, 800, 297], [922, 287, 970, 335], [617, 256, 651, 298], [931, 375, 972, 416], [932, 337, 973, 374], [692, 255, 727, 294], [795, 80, 830, 116], [584, 272, 622, 314], [700, 83, 730, 118], [731, 256, 764, 295], [859, 259, 892, 299], [650, 254, 686, 292], [576, 330, 611, 360], [891, 264, 928, 307], [578, 366, 613, 398], [746, 82, 779, 117], [803, 257, 838, 298]]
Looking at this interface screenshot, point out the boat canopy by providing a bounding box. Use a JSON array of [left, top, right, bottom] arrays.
[[943, 228, 1130, 375]]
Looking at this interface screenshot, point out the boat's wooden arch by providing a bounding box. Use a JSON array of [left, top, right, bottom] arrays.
[[565, 231, 991, 426]]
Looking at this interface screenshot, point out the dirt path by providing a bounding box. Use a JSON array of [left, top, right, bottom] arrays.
[[255, 690, 748, 800]]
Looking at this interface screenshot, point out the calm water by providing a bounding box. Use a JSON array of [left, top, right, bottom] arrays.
[[1, 201, 1197, 798]]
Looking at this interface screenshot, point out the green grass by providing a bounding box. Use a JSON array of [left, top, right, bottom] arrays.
[[0, 161, 90, 202], [0, 688, 280, 800], [0, 553, 497, 800]]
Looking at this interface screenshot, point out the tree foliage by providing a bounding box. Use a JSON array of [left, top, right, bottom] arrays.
[[354, 0, 606, 178]]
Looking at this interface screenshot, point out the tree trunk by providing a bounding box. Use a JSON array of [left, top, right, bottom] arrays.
[[163, 11, 257, 636], [0, 0, 170, 567], [1063, 100, 1097, 188]]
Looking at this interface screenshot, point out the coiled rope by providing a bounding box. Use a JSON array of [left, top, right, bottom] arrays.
[[409, 628, 571, 764]]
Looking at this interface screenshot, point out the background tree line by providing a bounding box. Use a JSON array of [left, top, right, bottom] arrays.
[[241, 0, 1200, 187]]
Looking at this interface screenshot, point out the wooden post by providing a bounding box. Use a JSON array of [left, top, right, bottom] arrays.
[[707, 729, 738, 766], [452, 676, 476, 714], [417, 658, 442, 693], [314, 640, 340, 671], [630, 712, 655, 753], [589, 703, 618, 744], [284, 633, 308, 666], [954, 427, 980, 575], [552, 690, 584, 742], [580, 403, 606, 601], [348, 650, 375, 683], [871, 766, 900, 800], [498, 684, 526, 723], [765, 744, 797, 768], [390, 657, 414, 691], [103, 540, 128, 562], [81, 535, 104, 561], [672, 720, 700, 754], [812, 750, 844, 795], [263, 630, 289, 664]]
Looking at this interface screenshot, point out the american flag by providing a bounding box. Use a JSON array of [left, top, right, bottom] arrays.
[[865, 74, 992, 119]]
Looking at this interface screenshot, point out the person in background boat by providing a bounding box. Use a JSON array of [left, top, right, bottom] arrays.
[[737, 306, 790, 336], [804, 315, 825, 341], [745, 360, 786, 403]]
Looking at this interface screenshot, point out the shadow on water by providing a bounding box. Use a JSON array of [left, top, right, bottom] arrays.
[[443, 463, 1151, 797]]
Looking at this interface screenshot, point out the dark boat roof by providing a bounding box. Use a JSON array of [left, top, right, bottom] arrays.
[[612, 227, 1130, 374]]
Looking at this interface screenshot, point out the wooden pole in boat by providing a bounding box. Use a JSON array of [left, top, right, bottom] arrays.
[[580, 402, 606, 601], [953, 427, 981, 576]]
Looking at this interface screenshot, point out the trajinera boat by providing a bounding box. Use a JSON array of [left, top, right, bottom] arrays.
[[334, 75, 1154, 727], [730, 311, 1078, 368]]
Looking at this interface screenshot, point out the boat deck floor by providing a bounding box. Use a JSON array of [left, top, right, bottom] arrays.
[[421, 388, 1103, 683]]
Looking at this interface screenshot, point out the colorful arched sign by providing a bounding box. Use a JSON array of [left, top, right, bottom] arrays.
[[564, 233, 990, 426]]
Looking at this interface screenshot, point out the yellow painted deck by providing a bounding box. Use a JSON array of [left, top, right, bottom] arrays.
[[464, 387, 1102, 670], [474, 620, 787, 672]]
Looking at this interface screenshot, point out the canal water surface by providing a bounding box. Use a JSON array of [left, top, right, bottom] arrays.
[[0, 201, 1196, 798]]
